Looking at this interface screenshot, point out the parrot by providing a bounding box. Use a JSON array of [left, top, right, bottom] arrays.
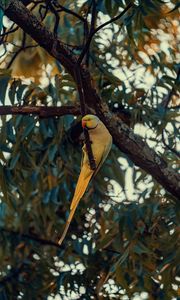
[[58, 114, 112, 245]]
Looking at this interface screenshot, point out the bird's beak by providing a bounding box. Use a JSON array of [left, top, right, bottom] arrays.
[[82, 120, 86, 128]]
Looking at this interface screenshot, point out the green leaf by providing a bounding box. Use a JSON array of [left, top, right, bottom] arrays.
[[0, 202, 6, 225], [0, 142, 11, 153], [133, 242, 152, 254], [9, 152, 20, 169], [48, 144, 58, 162], [0, 8, 3, 31], [14, 115, 23, 128], [0, 163, 8, 200], [8, 79, 20, 105], [105, 0, 112, 15], [118, 248, 130, 265], [168, 2, 180, 13], [6, 120, 16, 143], [96, 228, 116, 250], [0, 73, 10, 104], [21, 118, 35, 140], [0, 0, 12, 10], [43, 191, 51, 204], [17, 83, 28, 103], [115, 265, 130, 290]]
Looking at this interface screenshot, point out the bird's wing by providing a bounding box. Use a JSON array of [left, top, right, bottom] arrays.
[[93, 136, 112, 178]]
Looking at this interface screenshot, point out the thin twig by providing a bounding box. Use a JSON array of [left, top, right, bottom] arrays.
[[1, 227, 61, 248], [85, 0, 97, 66], [103, 248, 120, 255], [168, 105, 180, 110], [30, 1, 44, 13], [45, 0, 60, 36], [162, 129, 180, 158], [74, 66, 86, 115], [56, 4, 85, 23], [0, 26, 19, 38], [0, 44, 7, 58], [90, 0, 97, 35], [77, 2, 133, 64], [7, 44, 38, 68], [39, 2, 48, 21], [56, 2, 89, 48]]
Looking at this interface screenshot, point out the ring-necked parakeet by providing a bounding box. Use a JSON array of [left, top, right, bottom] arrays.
[[58, 114, 112, 245]]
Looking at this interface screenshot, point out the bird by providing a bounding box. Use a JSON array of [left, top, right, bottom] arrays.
[[58, 114, 112, 245]]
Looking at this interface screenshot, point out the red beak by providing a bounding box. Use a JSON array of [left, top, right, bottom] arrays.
[[82, 120, 86, 128]]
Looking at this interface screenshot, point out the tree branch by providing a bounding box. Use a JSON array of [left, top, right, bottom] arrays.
[[56, 2, 86, 24], [5, 0, 77, 76], [73, 64, 96, 170], [1, 227, 61, 249], [0, 25, 19, 38], [96, 107, 180, 199], [4, 0, 180, 199], [0, 105, 81, 117]]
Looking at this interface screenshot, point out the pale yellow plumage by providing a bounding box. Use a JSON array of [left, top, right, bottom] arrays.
[[58, 114, 112, 245]]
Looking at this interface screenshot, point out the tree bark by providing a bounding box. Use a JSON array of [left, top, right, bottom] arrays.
[[0, 105, 80, 117], [4, 0, 180, 199]]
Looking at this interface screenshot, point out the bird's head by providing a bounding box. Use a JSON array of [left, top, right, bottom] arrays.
[[82, 114, 100, 129]]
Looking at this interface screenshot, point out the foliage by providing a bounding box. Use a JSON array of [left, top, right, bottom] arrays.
[[0, 0, 179, 299]]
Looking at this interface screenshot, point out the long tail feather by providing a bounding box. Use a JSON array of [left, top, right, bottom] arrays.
[[58, 171, 93, 245], [70, 167, 92, 210], [58, 206, 76, 246]]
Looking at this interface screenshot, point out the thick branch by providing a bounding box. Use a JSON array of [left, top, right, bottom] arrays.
[[96, 108, 180, 199], [4, 1, 180, 199], [0, 105, 80, 117], [5, 0, 77, 77]]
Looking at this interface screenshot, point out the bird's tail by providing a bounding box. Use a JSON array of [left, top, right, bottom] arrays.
[[58, 169, 93, 245]]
